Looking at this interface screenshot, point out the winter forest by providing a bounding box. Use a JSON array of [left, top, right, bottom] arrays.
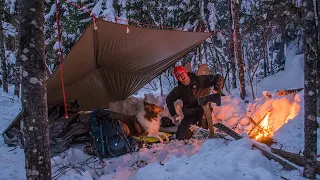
[[0, 0, 319, 179]]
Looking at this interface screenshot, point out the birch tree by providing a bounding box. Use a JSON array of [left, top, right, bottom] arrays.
[[303, 0, 318, 178], [19, 0, 52, 179]]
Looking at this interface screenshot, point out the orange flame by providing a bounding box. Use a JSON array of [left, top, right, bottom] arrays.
[[260, 111, 271, 127], [254, 111, 273, 140]]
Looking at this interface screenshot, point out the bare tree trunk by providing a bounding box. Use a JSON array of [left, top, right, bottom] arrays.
[[0, 1, 8, 93], [269, 47, 273, 74], [303, 0, 318, 178], [195, 47, 199, 66], [14, 36, 22, 97], [232, 0, 245, 99], [263, 51, 267, 77], [20, 0, 52, 179], [202, 0, 210, 65], [199, 45, 202, 64], [230, 45, 237, 89], [263, 42, 268, 77], [317, 0, 320, 40], [229, 2, 237, 89], [267, 41, 272, 74], [279, 39, 285, 64], [315, 0, 320, 117], [164, 73, 173, 89], [159, 75, 163, 96], [204, 0, 209, 29], [14, 0, 21, 97], [172, 65, 176, 87], [204, 43, 208, 64], [279, 24, 286, 67]]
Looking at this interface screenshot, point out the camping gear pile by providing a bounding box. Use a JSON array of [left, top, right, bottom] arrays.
[[3, 100, 135, 158], [3, 99, 174, 158]]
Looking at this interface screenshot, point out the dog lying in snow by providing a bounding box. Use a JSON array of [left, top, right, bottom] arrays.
[[136, 101, 169, 143]]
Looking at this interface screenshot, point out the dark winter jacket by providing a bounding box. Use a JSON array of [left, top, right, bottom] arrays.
[[166, 72, 224, 117]]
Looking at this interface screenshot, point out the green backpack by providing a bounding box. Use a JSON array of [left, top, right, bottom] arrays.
[[88, 109, 136, 158]]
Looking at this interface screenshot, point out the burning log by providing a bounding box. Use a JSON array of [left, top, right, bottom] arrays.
[[213, 123, 298, 171], [247, 117, 257, 126], [276, 88, 303, 96], [248, 109, 272, 136], [253, 134, 275, 146], [248, 110, 275, 146]]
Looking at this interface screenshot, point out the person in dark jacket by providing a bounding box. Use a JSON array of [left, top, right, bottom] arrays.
[[166, 66, 224, 140]]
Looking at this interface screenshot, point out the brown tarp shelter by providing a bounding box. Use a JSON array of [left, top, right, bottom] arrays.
[[47, 19, 212, 110]]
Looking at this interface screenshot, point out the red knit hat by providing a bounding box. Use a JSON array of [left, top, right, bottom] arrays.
[[174, 66, 188, 79]]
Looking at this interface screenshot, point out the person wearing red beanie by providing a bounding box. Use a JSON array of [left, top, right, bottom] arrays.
[[173, 66, 188, 78], [166, 65, 224, 140], [173, 66, 190, 86]]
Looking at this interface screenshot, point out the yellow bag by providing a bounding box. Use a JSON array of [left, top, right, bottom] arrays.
[[132, 132, 173, 143]]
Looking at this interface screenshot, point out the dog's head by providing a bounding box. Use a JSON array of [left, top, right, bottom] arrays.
[[143, 101, 164, 118]]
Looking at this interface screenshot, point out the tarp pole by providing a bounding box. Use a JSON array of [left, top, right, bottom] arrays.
[[55, 0, 68, 118]]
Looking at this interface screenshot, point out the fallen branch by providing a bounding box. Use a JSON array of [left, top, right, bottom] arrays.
[[212, 123, 243, 140], [252, 144, 298, 171], [270, 148, 320, 174], [213, 123, 299, 171]]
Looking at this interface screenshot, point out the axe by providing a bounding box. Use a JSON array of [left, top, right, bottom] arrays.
[[198, 93, 222, 138]]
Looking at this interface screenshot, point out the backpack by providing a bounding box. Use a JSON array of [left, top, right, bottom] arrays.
[[88, 109, 136, 158]]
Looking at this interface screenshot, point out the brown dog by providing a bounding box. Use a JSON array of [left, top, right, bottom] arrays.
[[116, 101, 169, 143], [135, 101, 169, 143]]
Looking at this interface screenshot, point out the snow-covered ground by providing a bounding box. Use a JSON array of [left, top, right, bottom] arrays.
[[0, 88, 24, 180], [0, 51, 318, 179]]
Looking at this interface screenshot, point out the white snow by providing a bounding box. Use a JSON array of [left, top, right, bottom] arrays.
[[0, 51, 317, 180], [133, 139, 302, 180], [45, 4, 56, 21], [90, 0, 128, 25], [91, 0, 103, 18], [0, 87, 24, 180], [259, 46, 304, 91], [3, 22, 16, 37]]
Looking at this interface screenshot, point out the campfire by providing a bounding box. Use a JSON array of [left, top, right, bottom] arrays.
[[249, 110, 275, 145]]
